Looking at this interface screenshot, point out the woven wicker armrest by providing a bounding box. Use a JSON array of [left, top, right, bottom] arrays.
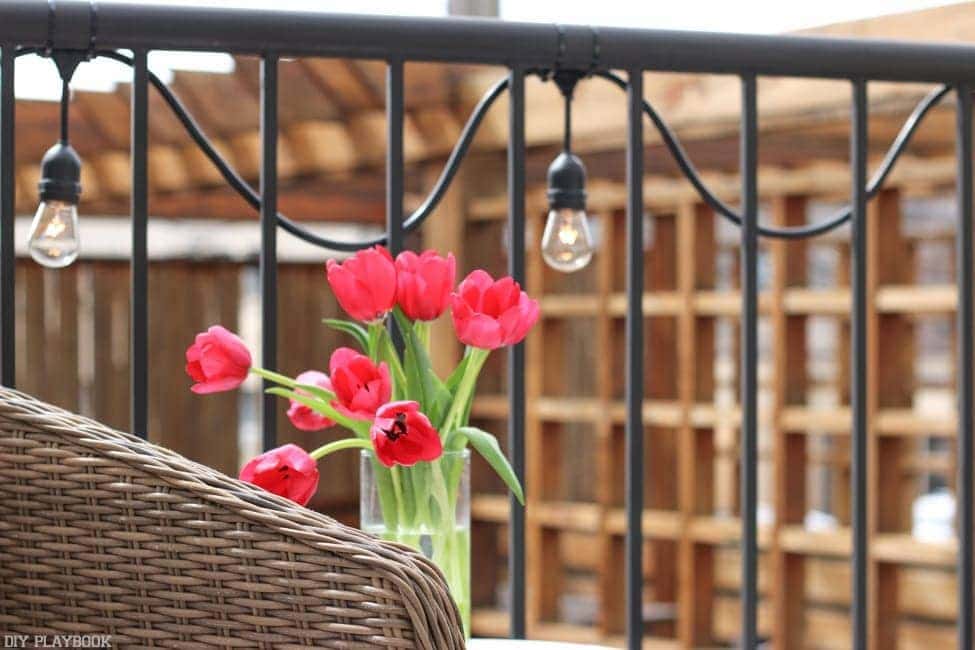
[[0, 387, 465, 649]]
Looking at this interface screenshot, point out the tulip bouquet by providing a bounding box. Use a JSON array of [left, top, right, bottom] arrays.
[[184, 245, 538, 634]]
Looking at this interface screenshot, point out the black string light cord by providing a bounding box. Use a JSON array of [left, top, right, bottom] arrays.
[[15, 46, 952, 248], [17, 45, 512, 251], [596, 70, 951, 239], [95, 49, 512, 252]]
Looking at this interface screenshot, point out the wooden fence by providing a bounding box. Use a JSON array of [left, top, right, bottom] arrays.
[[12, 259, 361, 519], [462, 177, 962, 647]]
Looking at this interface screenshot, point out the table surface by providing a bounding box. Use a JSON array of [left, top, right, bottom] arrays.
[[468, 641, 609, 649]]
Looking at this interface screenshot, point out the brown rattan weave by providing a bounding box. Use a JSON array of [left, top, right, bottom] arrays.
[[0, 387, 465, 648]]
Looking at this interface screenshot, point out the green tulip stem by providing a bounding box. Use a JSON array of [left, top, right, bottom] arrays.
[[309, 437, 373, 460], [262, 384, 368, 438], [414, 320, 431, 351], [367, 321, 383, 360], [442, 347, 489, 438], [248, 366, 301, 389], [390, 466, 410, 531]]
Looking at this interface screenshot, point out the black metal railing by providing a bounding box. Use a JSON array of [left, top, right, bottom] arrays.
[[0, 3, 973, 649]]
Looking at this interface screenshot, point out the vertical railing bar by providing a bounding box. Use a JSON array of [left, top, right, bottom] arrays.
[[850, 78, 869, 650], [385, 57, 405, 355], [624, 67, 645, 650], [507, 65, 527, 640], [386, 58, 404, 258], [130, 49, 149, 439], [956, 81, 973, 650], [0, 46, 14, 388], [739, 73, 759, 650], [260, 53, 278, 451]]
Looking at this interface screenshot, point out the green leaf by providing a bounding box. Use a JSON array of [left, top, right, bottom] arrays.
[[401, 340, 425, 401], [390, 308, 416, 349], [322, 318, 369, 351], [444, 352, 470, 395], [455, 426, 524, 505], [392, 308, 452, 426], [374, 326, 408, 399]]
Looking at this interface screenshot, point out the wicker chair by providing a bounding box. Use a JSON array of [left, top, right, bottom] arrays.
[[0, 387, 465, 648]]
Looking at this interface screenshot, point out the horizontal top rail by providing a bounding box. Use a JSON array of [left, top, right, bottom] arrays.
[[4, 1, 975, 82]]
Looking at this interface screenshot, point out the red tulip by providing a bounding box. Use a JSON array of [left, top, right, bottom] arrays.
[[286, 370, 335, 431], [370, 401, 443, 467], [326, 245, 397, 322], [185, 325, 252, 394], [449, 270, 540, 350], [395, 250, 456, 321], [239, 443, 319, 506], [329, 347, 392, 419]]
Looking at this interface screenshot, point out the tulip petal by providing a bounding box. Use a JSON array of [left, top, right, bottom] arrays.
[[208, 325, 252, 368], [460, 313, 504, 349], [191, 375, 247, 394], [185, 360, 206, 383], [198, 345, 234, 377]]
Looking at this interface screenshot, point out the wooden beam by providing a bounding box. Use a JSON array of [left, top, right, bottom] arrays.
[[769, 194, 809, 650], [299, 59, 381, 112], [868, 188, 908, 650], [72, 91, 130, 149], [412, 106, 464, 156], [148, 144, 191, 193], [179, 138, 239, 188], [228, 129, 299, 180], [285, 120, 358, 174], [168, 68, 258, 136], [595, 208, 621, 636], [677, 201, 718, 648], [344, 60, 388, 109]]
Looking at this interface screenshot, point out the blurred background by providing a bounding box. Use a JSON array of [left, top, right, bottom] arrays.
[[8, 0, 975, 646]]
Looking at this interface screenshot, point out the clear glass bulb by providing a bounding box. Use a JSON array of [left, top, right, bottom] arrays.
[[541, 207, 594, 272], [27, 199, 80, 268]]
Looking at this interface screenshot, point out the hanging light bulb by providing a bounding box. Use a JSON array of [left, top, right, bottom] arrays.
[[28, 142, 82, 268], [542, 150, 594, 272], [541, 71, 594, 273], [29, 68, 82, 269]]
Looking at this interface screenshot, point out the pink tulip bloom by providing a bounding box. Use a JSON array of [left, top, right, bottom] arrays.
[[185, 325, 251, 394], [240, 444, 319, 506], [286, 370, 335, 431], [370, 401, 443, 468], [450, 270, 540, 350], [326, 245, 397, 322], [329, 347, 392, 420], [395, 250, 456, 321]]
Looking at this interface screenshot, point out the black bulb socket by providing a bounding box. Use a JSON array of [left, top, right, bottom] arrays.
[[546, 151, 587, 211], [38, 142, 82, 204]]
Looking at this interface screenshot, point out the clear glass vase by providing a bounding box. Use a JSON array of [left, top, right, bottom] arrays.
[[360, 449, 471, 636]]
